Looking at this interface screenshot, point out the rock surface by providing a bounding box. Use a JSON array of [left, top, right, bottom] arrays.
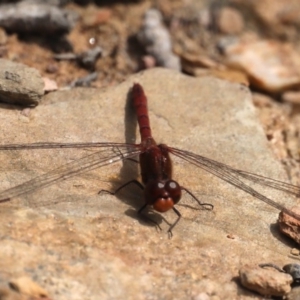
[[0, 68, 299, 299]]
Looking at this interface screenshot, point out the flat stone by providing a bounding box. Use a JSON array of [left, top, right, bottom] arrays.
[[0, 59, 44, 106], [0, 68, 298, 299], [282, 91, 300, 104], [224, 40, 300, 93]]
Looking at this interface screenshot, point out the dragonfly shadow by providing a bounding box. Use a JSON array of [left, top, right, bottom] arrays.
[[125, 207, 164, 231], [0, 102, 34, 110], [110, 86, 140, 206]]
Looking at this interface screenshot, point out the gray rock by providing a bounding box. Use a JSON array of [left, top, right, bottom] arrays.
[[0, 68, 298, 299], [0, 2, 77, 34], [23, 0, 70, 6], [0, 59, 44, 105], [137, 9, 181, 70]]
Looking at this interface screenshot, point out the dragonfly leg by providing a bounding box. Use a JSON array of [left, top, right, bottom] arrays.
[[115, 146, 139, 164], [100, 180, 161, 233], [259, 263, 284, 273], [138, 203, 162, 233], [181, 186, 214, 211], [99, 179, 144, 195], [166, 207, 181, 238]]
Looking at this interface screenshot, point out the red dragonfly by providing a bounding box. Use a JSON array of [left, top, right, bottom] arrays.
[[0, 83, 300, 237]]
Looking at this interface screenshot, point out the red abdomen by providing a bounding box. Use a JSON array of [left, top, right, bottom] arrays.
[[132, 83, 152, 141]]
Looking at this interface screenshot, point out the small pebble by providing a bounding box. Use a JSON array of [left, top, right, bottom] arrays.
[[45, 63, 59, 74], [78, 46, 102, 70], [290, 248, 300, 256], [215, 7, 244, 35], [137, 9, 181, 71], [142, 55, 156, 69], [283, 264, 300, 281], [43, 77, 58, 93], [278, 206, 300, 245], [70, 72, 98, 87], [9, 276, 49, 298], [282, 91, 300, 104]]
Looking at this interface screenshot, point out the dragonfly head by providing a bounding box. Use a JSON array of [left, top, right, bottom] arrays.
[[144, 180, 182, 212]]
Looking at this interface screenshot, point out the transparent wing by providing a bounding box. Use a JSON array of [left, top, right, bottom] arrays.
[[0, 142, 134, 150], [170, 147, 300, 219], [0, 143, 141, 202]]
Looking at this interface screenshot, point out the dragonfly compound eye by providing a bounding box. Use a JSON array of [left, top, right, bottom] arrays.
[[165, 180, 181, 204]]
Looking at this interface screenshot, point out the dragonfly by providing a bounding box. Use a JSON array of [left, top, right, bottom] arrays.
[[0, 83, 300, 237]]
